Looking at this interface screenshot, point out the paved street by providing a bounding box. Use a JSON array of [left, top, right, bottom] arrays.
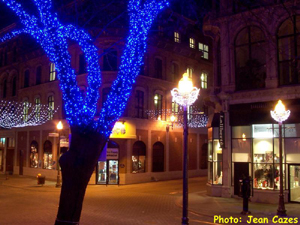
[[1, 175, 300, 225]]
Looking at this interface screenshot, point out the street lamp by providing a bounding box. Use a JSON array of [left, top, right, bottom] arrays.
[[270, 100, 290, 216], [171, 73, 200, 225], [166, 115, 176, 132], [56, 120, 63, 188]]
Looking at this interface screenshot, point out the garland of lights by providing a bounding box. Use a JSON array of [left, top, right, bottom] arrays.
[[146, 107, 208, 128], [1, 0, 169, 137], [0, 100, 58, 128]]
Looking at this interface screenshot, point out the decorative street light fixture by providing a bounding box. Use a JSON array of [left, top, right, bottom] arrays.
[[171, 72, 200, 225], [270, 100, 290, 216], [166, 115, 176, 132], [56, 120, 63, 188]]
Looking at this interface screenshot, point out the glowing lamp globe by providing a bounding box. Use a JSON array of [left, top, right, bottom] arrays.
[[57, 121, 63, 130], [178, 73, 193, 94], [170, 115, 176, 122], [270, 100, 290, 123]]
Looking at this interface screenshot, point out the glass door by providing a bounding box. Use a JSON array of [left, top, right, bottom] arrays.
[[289, 164, 300, 203], [108, 160, 118, 185], [97, 161, 107, 184]]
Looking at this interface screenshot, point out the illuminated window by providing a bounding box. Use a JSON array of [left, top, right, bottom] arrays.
[[154, 94, 162, 119], [189, 38, 195, 49], [201, 72, 208, 89], [171, 63, 179, 82], [35, 97, 41, 119], [49, 63, 56, 81], [199, 43, 209, 59], [43, 140, 52, 169], [187, 67, 193, 78], [132, 141, 146, 173], [48, 95, 54, 120], [174, 32, 180, 43], [23, 100, 29, 121], [30, 141, 39, 168], [172, 100, 179, 114]]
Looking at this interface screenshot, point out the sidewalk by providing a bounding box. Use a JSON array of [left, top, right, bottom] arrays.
[[1, 174, 300, 225]]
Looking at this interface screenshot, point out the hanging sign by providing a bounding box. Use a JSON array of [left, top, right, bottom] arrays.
[[219, 112, 225, 148]]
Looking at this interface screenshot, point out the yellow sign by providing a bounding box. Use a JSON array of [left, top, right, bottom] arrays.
[[109, 120, 136, 139]]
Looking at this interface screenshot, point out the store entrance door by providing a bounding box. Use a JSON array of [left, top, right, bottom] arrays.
[[289, 164, 300, 203], [108, 160, 118, 184], [234, 162, 249, 195]]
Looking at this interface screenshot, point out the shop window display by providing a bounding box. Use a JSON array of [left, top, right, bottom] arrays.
[[43, 140, 53, 169], [30, 141, 38, 168], [132, 141, 146, 173]]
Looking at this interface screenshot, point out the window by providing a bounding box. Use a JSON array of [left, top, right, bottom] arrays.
[[132, 141, 146, 173], [152, 142, 164, 172], [3, 79, 7, 98], [79, 53, 87, 74], [187, 67, 193, 78], [35, 97, 41, 119], [174, 32, 180, 43], [12, 77, 16, 96], [49, 63, 56, 81], [154, 94, 162, 119], [43, 140, 53, 169], [24, 70, 30, 88], [189, 38, 195, 49], [199, 43, 209, 59], [36, 66, 42, 85], [30, 141, 38, 168], [171, 63, 179, 82], [135, 90, 144, 118], [154, 58, 163, 79], [103, 49, 118, 71], [235, 26, 266, 90], [278, 16, 300, 85], [23, 100, 29, 121], [172, 100, 179, 114], [48, 95, 54, 120], [201, 72, 208, 89]]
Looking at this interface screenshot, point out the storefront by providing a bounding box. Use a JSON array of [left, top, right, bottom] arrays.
[[208, 101, 300, 203], [97, 141, 119, 185]]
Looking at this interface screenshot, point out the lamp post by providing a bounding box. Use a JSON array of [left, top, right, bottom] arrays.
[[56, 120, 63, 188], [270, 100, 290, 216], [171, 73, 199, 225]]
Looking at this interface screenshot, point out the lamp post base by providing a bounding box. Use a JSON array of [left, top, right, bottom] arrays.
[[277, 195, 287, 217], [56, 174, 61, 188], [182, 217, 189, 225]]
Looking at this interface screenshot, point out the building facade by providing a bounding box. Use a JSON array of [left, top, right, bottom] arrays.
[[204, 0, 300, 203], [0, 5, 213, 185]]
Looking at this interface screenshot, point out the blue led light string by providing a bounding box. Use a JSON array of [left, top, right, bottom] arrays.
[[97, 0, 169, 136]]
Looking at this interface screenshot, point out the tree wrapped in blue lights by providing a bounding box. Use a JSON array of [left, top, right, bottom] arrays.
[[1, 0, 169, 224]]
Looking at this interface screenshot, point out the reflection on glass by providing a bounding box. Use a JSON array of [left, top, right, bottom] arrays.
[[43, 153, 53, 169], [290, 165, 300, 202], [253, 163, 275, 190], [30, 146, 38, 168], [108, 160, 118, 184], [132, 155, 145, 173]]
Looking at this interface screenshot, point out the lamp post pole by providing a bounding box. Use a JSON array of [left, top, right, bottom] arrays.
[[56, 121, 63, 188], [277, 121, 286, 216], [171, 72, 199, 225], [182, 105, 188, 225], [270, 100, 290, 216]]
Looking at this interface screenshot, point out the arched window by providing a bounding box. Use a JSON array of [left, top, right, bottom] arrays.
[[23, 100, 29, 121], [235, 26, 266, 90], [12, 76, 17, 96], [278, 16, 300, 85], [132, 141, 146, 173], [154, 58, 163, 79], [152, 142, 164, 172], [49, 63, 56, 81], [35, 97, 41, 119], [24, 70, 30, 88], [30, 141, 38, 168], [36, 66, 42, 85], [48, 95, 54, 119], [43, 140, 53, 169], [3, 79, 7, 98], [154, 93, 162, 119]]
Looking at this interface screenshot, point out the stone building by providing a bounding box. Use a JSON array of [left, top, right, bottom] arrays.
[[204, 0, 300, 203], [0, 2, 213, 185]]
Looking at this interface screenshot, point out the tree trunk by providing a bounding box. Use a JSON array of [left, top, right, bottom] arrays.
[[55, 127, 107, 225]]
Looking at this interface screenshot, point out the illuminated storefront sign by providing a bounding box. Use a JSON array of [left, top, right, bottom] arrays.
[[110, 120, 136, 139]]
